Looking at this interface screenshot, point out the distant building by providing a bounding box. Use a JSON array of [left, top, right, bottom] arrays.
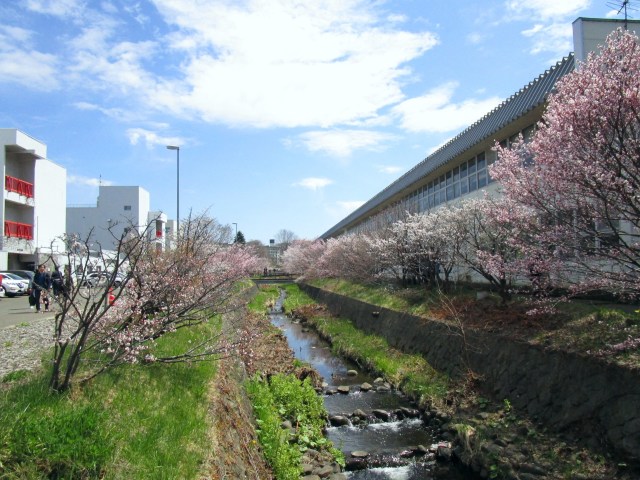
[[67, 185, 170, 253], [320, 17, 640, 240], [0, 129, 67, 270]]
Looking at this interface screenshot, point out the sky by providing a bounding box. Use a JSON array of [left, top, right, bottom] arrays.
[[0, 0, 629, 244]]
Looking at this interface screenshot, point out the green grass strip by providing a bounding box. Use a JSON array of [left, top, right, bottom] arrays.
[[0, 320, 221, 479], [282, 284, 449, 407]]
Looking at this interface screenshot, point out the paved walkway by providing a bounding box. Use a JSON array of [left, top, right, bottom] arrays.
[[0, 295, 59, 378], [0, 295, 56, 329]]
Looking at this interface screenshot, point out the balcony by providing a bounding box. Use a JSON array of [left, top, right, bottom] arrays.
[[4, 221, 33, 240], [5, 175, 34, 198]]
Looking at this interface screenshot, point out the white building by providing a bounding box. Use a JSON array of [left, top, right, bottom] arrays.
[[67, 185, 170, 253], [321, 17, 640, 240], [0, 129, 67, 270]]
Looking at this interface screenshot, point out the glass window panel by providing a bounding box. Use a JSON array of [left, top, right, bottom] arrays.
[[461, 178, 469, 194], [477, 152, 486, 170], [453, 166, 460, 181], [460, 162, 468, 178], [468, 158, 476, 174], [428, 182, 433, 194], [523, 124, 535, 142], [446, 171, 452, 185], [446, 185, 453, 200], [454, 182, 460, 198], [439, 190, 446, 203], [469, 173, 477, 191], [439, 175, 445, 189], [478, 169, 487, 188]]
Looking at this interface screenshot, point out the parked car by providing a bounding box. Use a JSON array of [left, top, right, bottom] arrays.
[[78, 271, 127, 288], [2, 270, 34, 289], [0, 273, 28, 297]]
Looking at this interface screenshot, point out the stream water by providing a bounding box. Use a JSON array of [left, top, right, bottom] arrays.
[[269, 292, 472, 479]]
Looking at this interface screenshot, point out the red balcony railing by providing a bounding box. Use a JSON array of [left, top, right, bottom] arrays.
[[5, 176, 34, 198], [4, 221, 33, 240]]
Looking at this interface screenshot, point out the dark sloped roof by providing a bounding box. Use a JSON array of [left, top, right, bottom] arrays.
[[320, 54, 575, 239]]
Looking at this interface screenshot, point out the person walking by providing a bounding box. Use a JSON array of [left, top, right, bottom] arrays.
[[33, 264, 51, 313], [51, 267, 64, 298]]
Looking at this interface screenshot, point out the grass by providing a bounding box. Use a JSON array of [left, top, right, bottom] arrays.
[[246, 373, 342, 480], [289, 282, 632, 479], [0, 319, 222, 479], [282, 284, 450, 408], [307, 279, 640, 368]]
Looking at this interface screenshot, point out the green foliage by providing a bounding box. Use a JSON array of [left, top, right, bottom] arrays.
[[281, 284, 315, 310], [247, 373, 343, 479], [0, 322, 220, 479], [283, 285, 449, 406], [248, 285, 280, 313], [1, 369, 29, 383]]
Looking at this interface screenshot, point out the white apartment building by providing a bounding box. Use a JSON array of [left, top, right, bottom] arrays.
[[0, 129, 67, 270], [67, 185, 170, 254]]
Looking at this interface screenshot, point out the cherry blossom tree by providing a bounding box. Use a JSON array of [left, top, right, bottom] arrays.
[[316, 234, 379, 281], [47, 213, 263, 392], [281, 239, 326, 280], [492, 29, 640, 299], [451, 198, 524, 302]]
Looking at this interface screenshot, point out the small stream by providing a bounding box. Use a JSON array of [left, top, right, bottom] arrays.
[[269, 292, 472, 479]]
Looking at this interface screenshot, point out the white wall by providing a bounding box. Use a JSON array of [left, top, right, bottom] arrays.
[[573, 18, 640, 64], [34, 159, 67, 254], [67, 186, 153, 250]]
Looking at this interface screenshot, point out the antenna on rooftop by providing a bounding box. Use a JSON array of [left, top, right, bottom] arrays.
[[607, 0, 639, 29]]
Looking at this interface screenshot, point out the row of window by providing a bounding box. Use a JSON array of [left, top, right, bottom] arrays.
[[405, 152, 496, 212], [347, 125, 536, 235]]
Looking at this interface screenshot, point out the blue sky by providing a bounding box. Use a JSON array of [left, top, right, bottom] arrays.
[[0, 0, 625, 243]]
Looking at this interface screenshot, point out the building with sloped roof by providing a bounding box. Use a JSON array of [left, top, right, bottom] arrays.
[[320, 17, 639, 240]]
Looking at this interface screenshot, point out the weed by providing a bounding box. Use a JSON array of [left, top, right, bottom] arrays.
[[247, 373, 344, 479], [1, 370, 29, 383]]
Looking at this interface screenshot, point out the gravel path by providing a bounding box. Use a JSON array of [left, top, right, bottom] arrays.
[[0, 317, 56, 379]]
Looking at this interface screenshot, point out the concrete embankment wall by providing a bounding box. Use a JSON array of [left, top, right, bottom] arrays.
[[299, 284, 640, 462]]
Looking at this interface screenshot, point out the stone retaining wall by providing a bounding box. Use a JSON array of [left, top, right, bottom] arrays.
[[299, 284, 640, 462]]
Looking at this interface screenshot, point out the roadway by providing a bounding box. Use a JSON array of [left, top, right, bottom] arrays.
[[0, 294, 56, 329]]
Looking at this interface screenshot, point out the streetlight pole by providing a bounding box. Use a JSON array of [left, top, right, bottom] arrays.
[[166, 145, 180, 237]]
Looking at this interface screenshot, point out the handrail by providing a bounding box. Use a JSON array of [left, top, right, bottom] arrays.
[[5, 175, 34, 198], [4, 221, 33, 239]]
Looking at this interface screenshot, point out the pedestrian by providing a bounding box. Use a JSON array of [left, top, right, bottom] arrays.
[[33, 264, 51, 313], [41, 289, 50, 312], [51, 267, 64, 298]]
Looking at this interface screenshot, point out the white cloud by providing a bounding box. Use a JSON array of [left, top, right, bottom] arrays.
[[522, 23, 573, 56], [67, 174, 114, 187], [26, 0, 85, 17], [126, 128, 183, 149], [377, 165, 403, 174], [298, 129, 397, 157], [467, 32, 484, 45], [336, 200, 365, 214], [504, 0, 591, 21], [0, 26, 59, 91], [503, 0, 591, 57], [0, 49, 59, 91], [148, 0, 438, 128], [393, 82, 502, 134], [293, 177, 333, 191]]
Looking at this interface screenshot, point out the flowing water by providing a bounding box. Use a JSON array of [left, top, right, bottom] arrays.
[[269, 292, 473, 479]]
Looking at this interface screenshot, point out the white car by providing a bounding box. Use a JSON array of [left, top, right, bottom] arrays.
[[1, 274, 27, 297]]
